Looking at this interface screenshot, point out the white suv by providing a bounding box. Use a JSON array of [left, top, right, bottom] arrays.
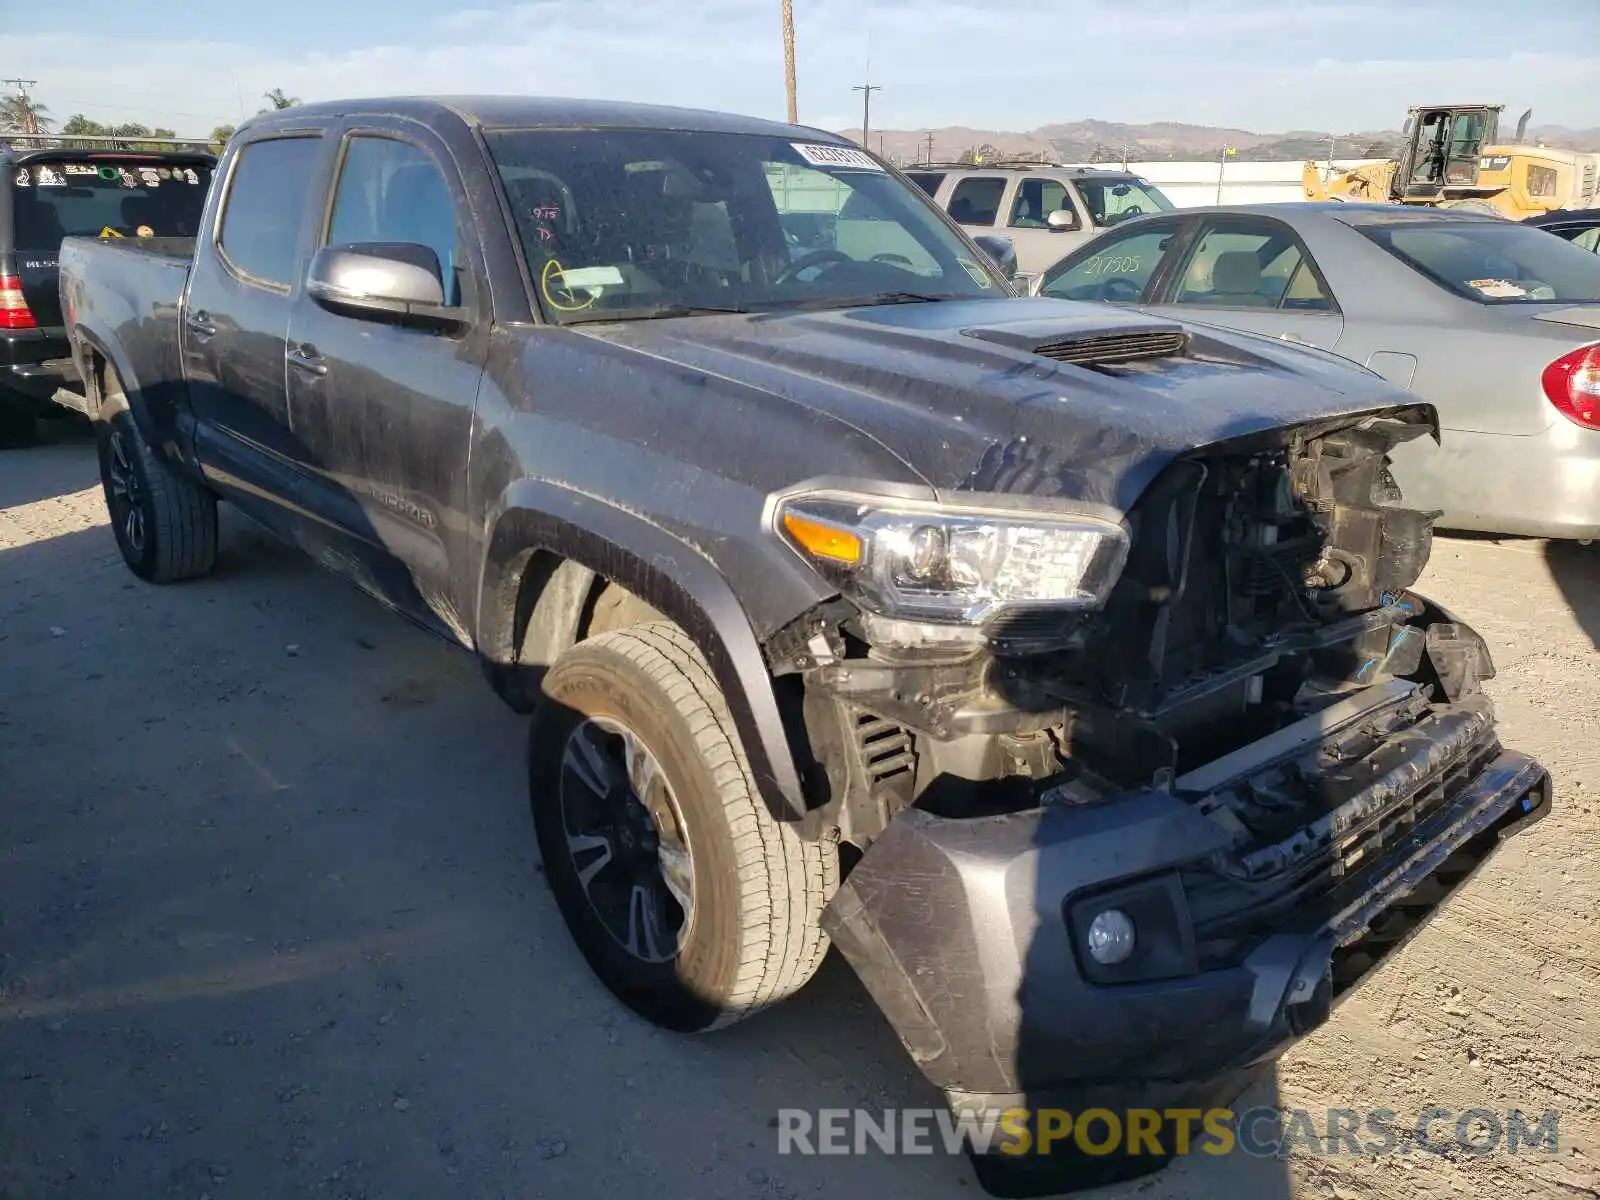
[[905, 164, 1176, 280]]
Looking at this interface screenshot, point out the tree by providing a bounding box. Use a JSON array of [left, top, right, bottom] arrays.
[[261, 88, 300, 112], [211, 124, 237, 154], [54, 115, 184, 151], [0, 94, 53, 135], [958, 142, 1002, 165]]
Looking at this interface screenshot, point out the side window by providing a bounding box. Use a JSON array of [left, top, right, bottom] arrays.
[[767, 163, 939, 275], [327, 136, 462, 305], [1039, 227, 1178, 303], [946, 177, 1006, 226], [1010, 179, 1070, 229], [1573, 226, 1600, 254], [905, 172, 946, 198], [1171, 222, 1331, 311], [217, 137, 322, 286]]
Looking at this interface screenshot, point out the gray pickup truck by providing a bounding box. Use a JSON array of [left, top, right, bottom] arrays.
[[60, 96, 1549, 1192]]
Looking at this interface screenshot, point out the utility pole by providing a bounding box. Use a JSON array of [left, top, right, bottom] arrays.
[[3, 78, 40, 134], [853, 81, 880, 149], [781, 0, 797, 124], [923, 132, 934, 164]]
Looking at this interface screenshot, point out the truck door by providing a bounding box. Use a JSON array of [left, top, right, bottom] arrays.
[[182, 131, 329, 522], [284, 123, 488, 643]]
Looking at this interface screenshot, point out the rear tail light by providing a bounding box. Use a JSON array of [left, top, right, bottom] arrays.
[[0, 272, 37, 330], [1542, 343, 1600, 430]]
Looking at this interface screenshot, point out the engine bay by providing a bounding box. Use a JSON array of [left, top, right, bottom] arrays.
[[778, 409, 1498, 857]]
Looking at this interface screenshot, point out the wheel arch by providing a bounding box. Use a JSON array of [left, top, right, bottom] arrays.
[[477, 479, 810, 823], [69, 329, 161, 447]]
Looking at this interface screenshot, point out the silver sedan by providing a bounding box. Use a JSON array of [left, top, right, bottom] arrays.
[[1033, 203, 1600, 539]]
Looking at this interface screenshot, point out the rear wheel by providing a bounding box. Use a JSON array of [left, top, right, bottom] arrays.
[[530, 622, 836, 1031], [95, 408, 218, 582]]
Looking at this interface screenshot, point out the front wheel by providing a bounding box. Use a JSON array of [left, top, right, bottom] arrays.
[[530, 622, 837, 1031], [96, 409, 218, 582]]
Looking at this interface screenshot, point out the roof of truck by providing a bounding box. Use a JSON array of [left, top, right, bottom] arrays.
[[248, 96, 842, 143]]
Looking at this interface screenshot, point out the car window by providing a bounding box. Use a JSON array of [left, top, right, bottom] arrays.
[[218, 137, 321, 286], [904, 171, 945, 198], [1574, 226, 1600, 254], [327, 136, 462, 305], [1359, 221, 1600, 303], [1009, 179, 1070, 229], [10, 158, 211, 248], [483, 130, 1004, 323], [1076, 178, 1175, 227], [1172, 222, 1331, 311], [1039, 226, 1178, 303], [946, 177, 1006, 226]]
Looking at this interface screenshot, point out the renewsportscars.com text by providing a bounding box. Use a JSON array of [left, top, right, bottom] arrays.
[[775, 1106, 1561, 1158]]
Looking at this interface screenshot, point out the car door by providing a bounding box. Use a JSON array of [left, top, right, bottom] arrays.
[[1036, 217, 1193, 306], [182, 131, 330, 523], [1141, 214, 1345, 350], [1004, 176, 1087, 275], [283, 122, 488, 643]]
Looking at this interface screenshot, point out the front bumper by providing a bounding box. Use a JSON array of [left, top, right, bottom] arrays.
[[822, 733, 1549, 1115]]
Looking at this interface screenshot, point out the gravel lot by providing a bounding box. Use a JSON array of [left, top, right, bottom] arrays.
[[3, 421, 1597, 1200]]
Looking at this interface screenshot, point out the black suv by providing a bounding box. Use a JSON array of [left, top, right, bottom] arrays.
[[1, 145, 213, 445]]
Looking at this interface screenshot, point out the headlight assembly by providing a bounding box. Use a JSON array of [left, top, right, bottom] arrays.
[[773, 490, 1130, 626]]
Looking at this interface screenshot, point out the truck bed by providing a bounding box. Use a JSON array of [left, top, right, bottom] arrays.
[[58, 235, 194, 415]]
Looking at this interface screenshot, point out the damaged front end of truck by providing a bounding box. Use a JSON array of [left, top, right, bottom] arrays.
[[762, 388, 1550, 1186]]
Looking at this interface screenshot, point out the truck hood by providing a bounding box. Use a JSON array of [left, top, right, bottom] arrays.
[[591, 297, 1432, 512]]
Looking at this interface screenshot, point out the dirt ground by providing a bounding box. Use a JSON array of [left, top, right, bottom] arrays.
[[2, 421, 1597, 1200]]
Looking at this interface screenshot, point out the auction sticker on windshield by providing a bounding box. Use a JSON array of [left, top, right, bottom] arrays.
[[791, 143, 884, 172]]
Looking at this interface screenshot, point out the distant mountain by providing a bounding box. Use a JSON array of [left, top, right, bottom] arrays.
[[844, 119, 1600, 166]]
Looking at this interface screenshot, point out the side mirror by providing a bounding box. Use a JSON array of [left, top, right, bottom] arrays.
[[971, 234, 1018, 281], [1045, 208, 1079, 232], [307, 242, 456, 322]]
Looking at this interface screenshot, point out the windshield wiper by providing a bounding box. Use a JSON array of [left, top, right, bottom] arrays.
[[561, 302, 750, 324], [866, 291, 955, 304]]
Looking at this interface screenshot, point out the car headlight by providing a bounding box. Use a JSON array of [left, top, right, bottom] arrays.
[[773, 490, 1130, 625]]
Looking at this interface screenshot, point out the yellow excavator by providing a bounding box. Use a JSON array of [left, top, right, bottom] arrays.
[[1303, 104, 1600, 219]]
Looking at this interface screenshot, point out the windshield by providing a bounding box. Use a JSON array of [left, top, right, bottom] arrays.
[[1078, 178, 1174, 228], [1358, 220, 1600, 303], [484, 130, 1006, 322], [11, 158, 212, 248]]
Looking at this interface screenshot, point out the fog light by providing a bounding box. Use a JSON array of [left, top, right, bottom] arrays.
[[1086, 909, 1136, 965]]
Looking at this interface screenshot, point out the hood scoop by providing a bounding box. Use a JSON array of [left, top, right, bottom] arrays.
[[1032, 327, 1189, 367], [961, 317, 1189, 369]]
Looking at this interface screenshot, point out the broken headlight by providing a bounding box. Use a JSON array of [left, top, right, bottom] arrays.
[[773, 490, 1129, 625]]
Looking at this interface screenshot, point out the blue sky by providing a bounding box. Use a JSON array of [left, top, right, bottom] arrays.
[[5, 0, 1596, 136]]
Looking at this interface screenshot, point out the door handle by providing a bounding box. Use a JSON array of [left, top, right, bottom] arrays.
[[185, 310, 217, 339], [288, 344, 327, 377]]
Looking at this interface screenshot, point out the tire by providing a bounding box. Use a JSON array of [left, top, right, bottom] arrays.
[[530, 621, 837, 1031], [1438, 198, 1503, 217], [96, 408, 219, 582]]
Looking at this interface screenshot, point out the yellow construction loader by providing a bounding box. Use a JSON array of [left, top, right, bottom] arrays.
[[1303, 104, 1599, 219]]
